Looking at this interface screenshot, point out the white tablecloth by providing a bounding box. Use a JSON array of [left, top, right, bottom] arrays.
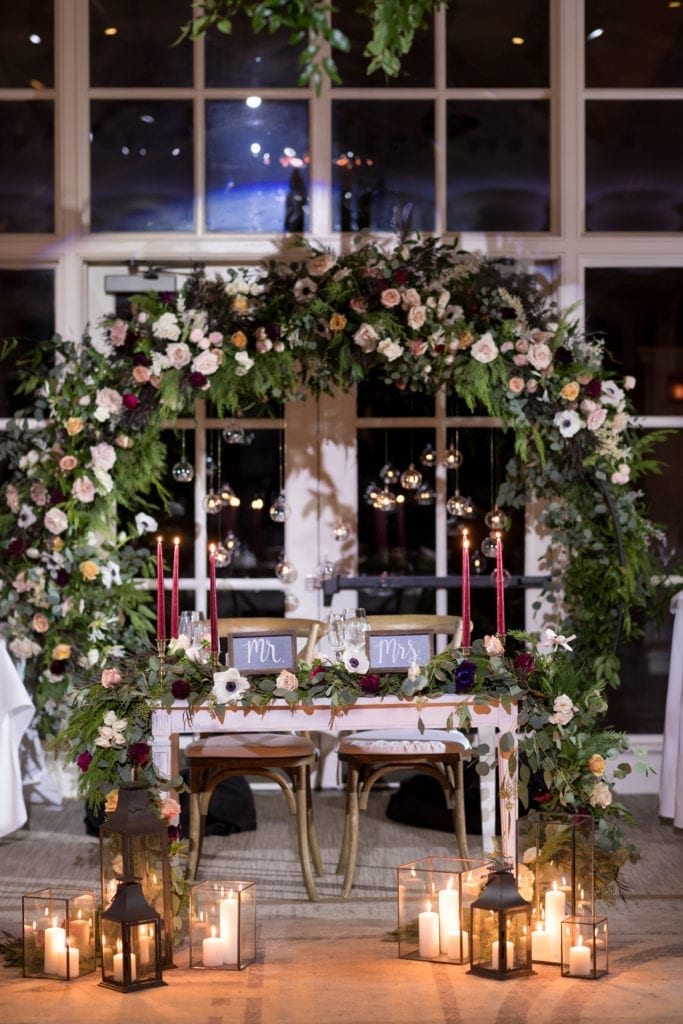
[[0, 638, 35, 837], [659, 589, 683, 828]]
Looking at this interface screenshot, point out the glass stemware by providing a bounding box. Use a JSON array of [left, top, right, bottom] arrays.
[[327, 613, 346, 663]]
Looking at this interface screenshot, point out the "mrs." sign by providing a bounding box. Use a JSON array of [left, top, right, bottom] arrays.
[[367, 630, 434, 672], [228, 631, 298, 674]]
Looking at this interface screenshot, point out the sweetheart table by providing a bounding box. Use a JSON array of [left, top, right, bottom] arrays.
[[151, 695, 519, 862]]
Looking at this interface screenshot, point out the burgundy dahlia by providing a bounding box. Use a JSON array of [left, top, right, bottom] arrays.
[[171, 677, 191, 700], [127, 742, 151, 766], [76, 750, 92, 772]]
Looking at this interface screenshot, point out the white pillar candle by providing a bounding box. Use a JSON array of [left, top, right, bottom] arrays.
[[44, 920, 66, 975], [59, 942, 80, 979], [113, 949, 137, 983], [418, 901, 440, 960], [68, 912, 90, 952], [203, 925, 225, 967], [137, 924, 153, 966], [569, 935, 591, 977], [491, 939, 514, 971], [445, 928, 469, 961], [544, 884, 566, 961], [531, 924, 551, 962], [219, 891, 239, 965], [438, 882, 460, 954]]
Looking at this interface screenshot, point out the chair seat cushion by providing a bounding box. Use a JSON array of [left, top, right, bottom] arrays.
[[186, 732, 316, 760], [337, 728, 471, 756]]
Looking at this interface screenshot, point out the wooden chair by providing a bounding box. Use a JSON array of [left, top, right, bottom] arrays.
[[186, 617, 327, 900], [335, 613, 470, 898]]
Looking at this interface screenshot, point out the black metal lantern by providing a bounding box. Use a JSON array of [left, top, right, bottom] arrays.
[[100, 880, 166, 992], [99, 782, 174, 967], [469, 865, 534, 979]]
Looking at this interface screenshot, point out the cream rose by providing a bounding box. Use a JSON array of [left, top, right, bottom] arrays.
[[353, 323, 379, 353], [44, 507, 68, 534], [276, 669, 299, 692]]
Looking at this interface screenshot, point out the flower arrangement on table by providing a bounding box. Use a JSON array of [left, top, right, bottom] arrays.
[[54, 623, 648, 902]]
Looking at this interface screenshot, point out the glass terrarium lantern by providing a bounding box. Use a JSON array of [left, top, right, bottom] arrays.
[[517, 811, 595, 964], [189, 880, 256, 970], [99, 781, 174, 967], [469, 865, 533, 979], [100, 880, 166, 992], [561, 916, 609, 979], [397, 857, 489, 964], [22, 887, 96, 980]]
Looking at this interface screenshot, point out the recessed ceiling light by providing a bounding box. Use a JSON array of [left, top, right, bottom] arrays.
[[587, 27, 604, 40], [511, 36, 525, 45]]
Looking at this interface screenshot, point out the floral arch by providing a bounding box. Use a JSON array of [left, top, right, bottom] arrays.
[[0, 233, 667, 892]]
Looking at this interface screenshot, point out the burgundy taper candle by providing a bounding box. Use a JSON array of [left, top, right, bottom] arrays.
[[170, 537, 180, 639], [495, 531, 505, 636], [209, 544, 219, 655], [156, 536, 166, 640], [461, 529, 471, 647]]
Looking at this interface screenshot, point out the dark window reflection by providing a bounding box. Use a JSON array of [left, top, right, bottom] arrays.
[[0, 0, 53, 87], [357, 379, 435, 418], [206, 100, 309, 232], [446, 0, 549, 87], [585, 267, 683, 417], [0, 102, 53, 232], [446, 101, 550, 232], [206, 12, 303, 87], [90, 100, 194, 231], [0, 269, 54, 417], [586, 101, 683, 232], [585, 0, 683, 87], [332, 101, 435, 233], [89, 0, 192, 87], [332, 8, 434, 86]]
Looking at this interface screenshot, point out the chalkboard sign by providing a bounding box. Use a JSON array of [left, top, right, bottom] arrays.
[[228, 631, 298, 674], [367, 631, 434, 672]]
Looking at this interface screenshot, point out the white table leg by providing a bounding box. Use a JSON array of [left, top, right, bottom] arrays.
[[476, 726, 497, 856]]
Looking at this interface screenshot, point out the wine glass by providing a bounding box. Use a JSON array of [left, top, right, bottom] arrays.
[[343, 608, 366, 649], [327, 613, 346, 663]]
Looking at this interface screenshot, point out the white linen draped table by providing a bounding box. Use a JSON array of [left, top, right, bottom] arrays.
[[660, 589, 683, 827], [0, 637, 36, 837], [151, 695, 519, 862]]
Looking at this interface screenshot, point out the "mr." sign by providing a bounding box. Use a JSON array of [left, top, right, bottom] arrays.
[[367, 631, 434, 672], [228, 631, 298, 674]]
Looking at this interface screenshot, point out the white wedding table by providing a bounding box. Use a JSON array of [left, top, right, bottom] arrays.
[[151, 695, 519, 862]]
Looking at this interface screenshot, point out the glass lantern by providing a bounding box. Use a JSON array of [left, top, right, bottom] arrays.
[[469, 866, 533, 979], [100, 880, 166, 992], [22, 887, 96, 980], [396, 857, 489, 964], [561, 916, 609, 979], [517, 811, 595, 964], [189, 880, 256, 970], [99, 781, 174, 967]]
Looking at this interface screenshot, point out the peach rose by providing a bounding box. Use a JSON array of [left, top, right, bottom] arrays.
[[560, 381, 580, 401], [380, 288, 401, 308], [59, 455, 78, 472], [65, 417, 83, 436], [508, 376, 525, 394], [32, 613, 50, 633], [587, 754, 606, 776], [101, 668, 123, 689], [231, 295, 249, 313], [132, 364, 151, 384], [230, 330, 248, 349], [329, 313, 347, 332], [79, 560, 100, 580], [52, 643, 72, 661]]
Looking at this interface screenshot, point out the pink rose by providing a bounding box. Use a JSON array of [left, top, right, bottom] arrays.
[[527, 342, 553, 371], [132, 364, 151, 384], [409, 339, 427, 356], [611, 463, 631, 485], [276, 670, 299, 691], [109, 319, 128, 346], [380, 288, 401, 308], [159, 796, 182, 820], [471, 333, 499, 364], [44, 507, 68, 534], [208, 331, 224, 346], [587, 408, 607, 432], [350, 296, 368, 314], [484, 634, 505, 656], [101, 668, 123, 689], [402, 288, 421, 308], [508, 376, 525, 394], [513, 353, 529, 366], [407, 304, 427, 330], [90, 442, 116, 471], [191, 349, 222, 376], [30, 481, 48, 506], [73, 476, 96, 502], [32, 613, 50, 633], [353, 323, 379, 353], [515, 339, 529, 353], [59, 455, 78, 472]]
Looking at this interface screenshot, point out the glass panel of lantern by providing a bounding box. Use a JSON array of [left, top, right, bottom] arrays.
[[22, 887, 96, 979], [516, 811, 595, 964], [98, 782, 174, 967], [561, 916, 608, 980], [100, 880, 166, 992], [189, 880, 256, 970], [397, 857, 489, 964], [469, 866, 533, 979]]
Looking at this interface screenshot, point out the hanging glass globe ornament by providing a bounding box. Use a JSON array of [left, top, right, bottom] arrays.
[[318, 557, 336, 580], [446, 490, 468, 517], [364, 482, 381, 506], [223, 530, 240, 554], [420, 444, 437, 468], [218, 481, 236, 504], [415, 483, 436, 506], [380, 462, 400, 485], [373, 487, 397, 512], [202, 489, 223, 514], [205, 454, 216, 478], [462, 496, 477, 518], [213, 543, 232, 568], [481, 533, 498, 559], [441, 444, 463, 470], [222, 421, 246, 445], [484, 506, 507, 532], [332, 520, 350, 542], [400, 463, 422, 490], [171, 457, 194, 483], [491, 566, 511, 588], [269, 492, 291, 523], [275, 557, 298, 584]]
